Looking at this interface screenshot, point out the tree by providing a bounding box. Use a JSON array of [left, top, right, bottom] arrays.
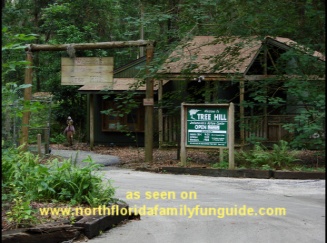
[[2, 0, 325, 148]]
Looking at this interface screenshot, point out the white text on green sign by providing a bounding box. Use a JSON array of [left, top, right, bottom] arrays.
[[187, 107, 228, 147]]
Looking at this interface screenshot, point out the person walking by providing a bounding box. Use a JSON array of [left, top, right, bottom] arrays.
[[63, 116, 75, 146]]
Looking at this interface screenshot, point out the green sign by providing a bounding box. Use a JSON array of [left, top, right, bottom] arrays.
[[186, 106, 228, 147]]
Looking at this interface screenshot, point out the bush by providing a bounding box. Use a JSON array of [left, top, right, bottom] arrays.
[[235, 140, 300, 170], [50, 133, 66, 144], [2, 145, 116, 207]]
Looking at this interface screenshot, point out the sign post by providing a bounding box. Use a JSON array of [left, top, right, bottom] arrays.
[[181, 103, 235, 169]]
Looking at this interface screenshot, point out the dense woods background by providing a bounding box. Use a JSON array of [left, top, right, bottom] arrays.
[[2, 0, 325, 149]]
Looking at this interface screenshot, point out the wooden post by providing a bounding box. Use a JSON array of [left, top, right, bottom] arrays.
[[89, 94, 94, 150], [204, 81, 210, 103], [158, 80, 163, 149], [44, 125, 49, 154], [20, 50, 33, 150], [213, 81, 219, 103], [228, 102, 235, 169], [180, 103, 187, 166], [263, 46, 268, 139], [144, 43, 154, 162], [240, 80, 245, 145], [37, 134, 42, 156], [214, 81, 224, 162], [219, 148, 224, 162]]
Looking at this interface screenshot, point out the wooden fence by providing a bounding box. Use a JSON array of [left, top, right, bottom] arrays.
[[243, 115, 294, 142], [161, 115, 180, 146], [160, 114, 295, 146]]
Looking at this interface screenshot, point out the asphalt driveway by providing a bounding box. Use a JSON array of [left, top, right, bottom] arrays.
[[51, 149, 120, 167], [88, 168, 325, 243], [49, 149, 325, 243]]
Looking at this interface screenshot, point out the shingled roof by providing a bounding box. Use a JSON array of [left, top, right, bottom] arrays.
[[159, 36, 324, 76]]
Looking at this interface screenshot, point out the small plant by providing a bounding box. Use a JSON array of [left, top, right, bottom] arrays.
[[239, 142, 272, 168], [261, 164, 272, 170], [211, 162, 219, 168], [70, 150, 79, 167], [6, 196, 38, 228], [269, 140, 300, 170], [211, 161, 229, 169], [50, 133, 66, 148]]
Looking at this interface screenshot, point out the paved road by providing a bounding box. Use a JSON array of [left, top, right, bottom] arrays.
[[51, 149, 120, 167], [88, 168, 325, 243]]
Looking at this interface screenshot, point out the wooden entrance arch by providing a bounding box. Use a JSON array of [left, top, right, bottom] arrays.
[[22, 40, 155, 162]]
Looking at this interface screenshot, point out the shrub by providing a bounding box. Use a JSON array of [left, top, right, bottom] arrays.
[[211, 160, 229, 169], [269, 140, 300, 169], [2, 145, 116, 208], [5, 196, 37, 228], [50, 133, 66, 145], [235, 140, 300, 170]]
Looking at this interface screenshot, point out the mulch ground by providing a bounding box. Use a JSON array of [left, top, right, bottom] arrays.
[[51, 143, 325, 170]]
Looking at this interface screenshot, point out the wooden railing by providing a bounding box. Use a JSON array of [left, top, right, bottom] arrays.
[[160, 114, 295, 146], [161, 115, 180, 146], [243, 115, 295, 142]]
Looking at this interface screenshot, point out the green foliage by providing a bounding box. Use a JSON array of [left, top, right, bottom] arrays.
[[2, 146, 116, 208], [2, 27, 37, 83], [269, 141, 300, 169], [50, 133, 66, 144], [282, 77, 325, 150], [292, 166, 325, 172], [235, 141, 300, 170], [2, 0, 325, 150], [211, 161, 229, 169], [5, 196, 37, 228]]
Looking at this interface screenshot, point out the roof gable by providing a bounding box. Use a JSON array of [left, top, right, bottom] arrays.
[[114, 56, 146, 78]]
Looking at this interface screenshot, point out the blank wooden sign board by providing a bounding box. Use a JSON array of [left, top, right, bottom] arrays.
[[61, 57, 114, 85], [180, 103, 235, 169]]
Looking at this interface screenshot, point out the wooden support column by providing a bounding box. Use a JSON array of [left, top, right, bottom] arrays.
[[213, 81, 224, 161], [204, 81, 211, 103], [44, 125, 49, 154], [37, 134, 42, 156], [20, 50, 33, 149], [240, 80, 245, 145], [228, 102, 235, 169], [212, 81, 219, 103], [158, 80, 163, 149], [263, 46, 268, 139], [144, 43, 154, 162], [89, 94, 94, 150], [180, 103, 187, 166]]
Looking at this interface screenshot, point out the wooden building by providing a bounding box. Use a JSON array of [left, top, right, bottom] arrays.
[[157, 36, 325, 146], [78, 56, 168, 146], [79, 36, 324, 147]]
